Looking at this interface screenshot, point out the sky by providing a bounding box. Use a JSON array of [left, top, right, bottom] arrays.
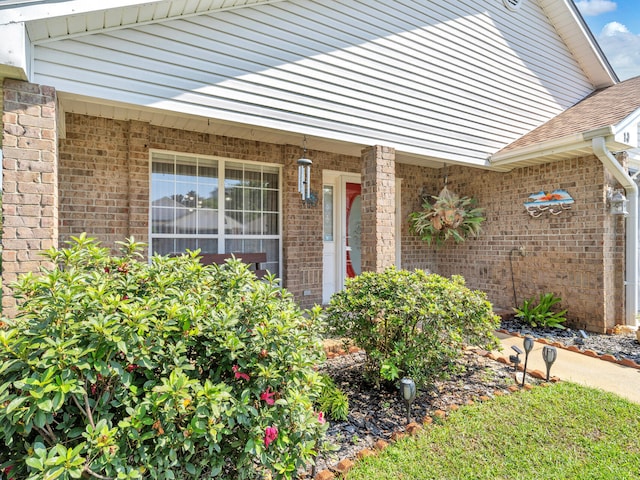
[[576, 0, 640, 80]]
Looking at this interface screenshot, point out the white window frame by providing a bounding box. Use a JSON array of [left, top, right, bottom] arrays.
[[148, 149, 282, 273]]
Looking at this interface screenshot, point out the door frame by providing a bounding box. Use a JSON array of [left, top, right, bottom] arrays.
[[321, 171, 402, 304], [322, 170, 361, 303]]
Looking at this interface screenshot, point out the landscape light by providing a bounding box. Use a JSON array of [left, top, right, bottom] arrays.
[[400, 377, 417, 424], [521, 336, 535, 387], [542, 346, 558, 381]]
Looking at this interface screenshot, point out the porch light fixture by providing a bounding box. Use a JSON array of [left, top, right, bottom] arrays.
[[297, 136, 312, 202], [541, 345, 557, 382], [400, 377, 417, 424], [521, 336, 534, 386], [609, 189, 629, 216]]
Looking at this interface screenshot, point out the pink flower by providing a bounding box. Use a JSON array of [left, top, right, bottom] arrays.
[[260, 387, 276, 406], [264, 426, 278, 448], [232, 364, 250, 381], [317, 411, 325, 424], [3, 466, 14, 480]]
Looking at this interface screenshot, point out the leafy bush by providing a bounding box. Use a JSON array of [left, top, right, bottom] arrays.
[[514, 293, 567, 329], [324, 267, 500, 389], [0, 235, 328, 480], [316, 375, 349, 422]]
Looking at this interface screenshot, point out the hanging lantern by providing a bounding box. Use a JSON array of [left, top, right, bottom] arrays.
[[297, 136, 312, 201]]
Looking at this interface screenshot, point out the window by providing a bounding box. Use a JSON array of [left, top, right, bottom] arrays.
[[150, 152, 280, 275]]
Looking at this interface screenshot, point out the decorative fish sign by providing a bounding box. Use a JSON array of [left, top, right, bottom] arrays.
[[524, 190, 574, 217]]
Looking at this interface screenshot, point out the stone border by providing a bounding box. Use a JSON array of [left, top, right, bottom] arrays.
[[312, 343, 555, 479], [496, 329, 640, 370]]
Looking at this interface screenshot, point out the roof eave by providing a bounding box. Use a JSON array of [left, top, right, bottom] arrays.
[[489, 126, 617, 169], [540, 0, 618, 87]]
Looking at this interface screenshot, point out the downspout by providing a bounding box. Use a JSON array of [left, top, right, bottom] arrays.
[[592, 137, 638, 326]]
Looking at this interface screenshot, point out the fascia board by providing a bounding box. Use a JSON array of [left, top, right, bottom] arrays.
[[489, 128, 615, 167], [0, 22, 29, 80]]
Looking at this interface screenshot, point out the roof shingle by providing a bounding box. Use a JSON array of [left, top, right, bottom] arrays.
[[498, 75, 640, 155]]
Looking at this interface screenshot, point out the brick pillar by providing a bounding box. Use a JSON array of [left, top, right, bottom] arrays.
[[2, 79, 58, 316], [127, 120, 150, 253], [361, 145, 396, 272]]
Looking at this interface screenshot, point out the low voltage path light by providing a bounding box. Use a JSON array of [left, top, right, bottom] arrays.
[[400, 377, 417, 424], [509, 345, 523, 372], [542, 345, 558, 382], [521, 336, 535, 387]]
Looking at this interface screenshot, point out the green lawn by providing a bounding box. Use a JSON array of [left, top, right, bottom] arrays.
[[346, 382, 640, 479]]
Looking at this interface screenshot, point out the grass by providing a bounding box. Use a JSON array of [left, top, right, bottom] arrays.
[[346, 382, 640, 479]]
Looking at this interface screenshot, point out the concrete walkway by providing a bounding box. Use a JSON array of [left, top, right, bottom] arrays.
[[494, 332, 640, 404]]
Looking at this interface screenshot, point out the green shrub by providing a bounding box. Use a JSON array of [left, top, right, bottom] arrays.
[[316, 375, 349, 422], [325, 267, 500, 389], [0, 235, 328, 480], [514, 293, 567, 329]]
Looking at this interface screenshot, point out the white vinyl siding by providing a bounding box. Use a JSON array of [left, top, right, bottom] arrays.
[[33, 0, 596, 166]]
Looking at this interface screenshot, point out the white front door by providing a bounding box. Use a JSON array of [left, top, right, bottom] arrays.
[[322, 172, 361, 304]]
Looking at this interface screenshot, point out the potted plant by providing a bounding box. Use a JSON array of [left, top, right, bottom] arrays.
[[409, 186, 485, 246]]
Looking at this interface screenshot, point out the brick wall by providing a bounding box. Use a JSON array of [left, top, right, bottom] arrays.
[[58, 113, 361, 309], [397, 162, 439, 272], [58, 116, 130, 248], [2, 79, 58, 316], [399, 156, 624, 332]]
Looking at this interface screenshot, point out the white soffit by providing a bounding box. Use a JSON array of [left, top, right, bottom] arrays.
[[0, 0, 287, 42]]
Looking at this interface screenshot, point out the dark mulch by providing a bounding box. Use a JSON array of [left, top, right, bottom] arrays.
[[500, 317, 640, 364], [311, 347, 530, 474]]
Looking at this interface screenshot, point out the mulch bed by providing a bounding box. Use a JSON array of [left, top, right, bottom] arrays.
[[309, 345, 542, 476]]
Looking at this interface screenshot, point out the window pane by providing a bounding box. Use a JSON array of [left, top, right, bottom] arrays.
[[175, 209, 196, 234], [244, 212, 263, 235], [153, 238, 175, 256], [198, 209, 219, 234], [244, 188, 261, 211], [176, 237, 198, 253], [196, 238, 217, 254], [198, 184, 218, 209], [245, 168, 261, 186], [263, 171, 278, 188], [176, 162, 197, 183], [152, 207, 175, 234], [263, 213, 278, 235], [323, 186, 334, 241], [225, 239, 242, 253], [198, 162, 218, 179], [227, 211, 243, 233], [263, 190, 278, 212], [152, 181, 175, 204], [226, 187, 243, 210]]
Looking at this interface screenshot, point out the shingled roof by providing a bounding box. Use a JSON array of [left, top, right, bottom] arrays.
[[497, 75, 640, 156]]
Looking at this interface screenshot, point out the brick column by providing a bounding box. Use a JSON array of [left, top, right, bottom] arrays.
[[2, 79, 58, 316], [361, 145, 396, 272], [127, 120, 150, 253]]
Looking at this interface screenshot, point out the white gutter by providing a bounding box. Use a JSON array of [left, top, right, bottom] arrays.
[[592, 137, 638, 326]]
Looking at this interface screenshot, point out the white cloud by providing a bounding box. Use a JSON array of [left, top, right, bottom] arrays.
[[576, 0, 617, 16], [597, 22, 640, 80], [601, 21, 629, 36]]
